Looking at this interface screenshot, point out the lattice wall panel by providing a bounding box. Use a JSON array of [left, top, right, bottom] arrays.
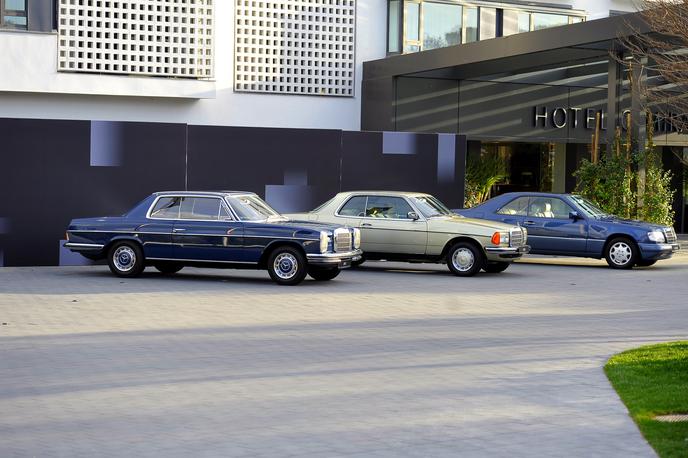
[[235, 0, 356, 97], [57, 0, 214, 79]]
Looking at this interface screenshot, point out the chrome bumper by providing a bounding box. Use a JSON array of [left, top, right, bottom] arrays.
[[64, 242, 105, 251], [307, 249, 363, 267], [485, 245, 531, 259]]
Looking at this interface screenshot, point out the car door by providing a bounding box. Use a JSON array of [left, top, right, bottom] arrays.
[[172, 196, 245, 262], [354, 195, 427, 255], [524, 196, 588, 254], [494, 196, 529, 226], [140, 195, 180, 259]]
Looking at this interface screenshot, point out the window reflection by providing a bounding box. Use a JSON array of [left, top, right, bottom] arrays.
[[423, 2, 461, 50], [464, 7, 478, 43]]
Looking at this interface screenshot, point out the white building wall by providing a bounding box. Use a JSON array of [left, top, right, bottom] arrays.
[[0, 0, 635, 130], [0, 0, 387, 131]]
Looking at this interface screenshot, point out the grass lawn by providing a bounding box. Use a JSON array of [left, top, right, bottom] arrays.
[[605, 341, 688, 458]]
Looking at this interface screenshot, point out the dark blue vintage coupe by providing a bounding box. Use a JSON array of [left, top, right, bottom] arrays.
[[64, 191, 362, 285], [455, 192, 679, 269]]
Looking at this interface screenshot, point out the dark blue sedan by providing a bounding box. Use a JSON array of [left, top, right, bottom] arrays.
[[455, 192, 680, 269], [65, 191, 362, 285]]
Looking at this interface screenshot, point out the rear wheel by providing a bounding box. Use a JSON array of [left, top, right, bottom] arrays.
[[308, 267, 341, 281], [154, 263, 184, 274], [107, 241, 145, 278], [267, 246, 308, 285], [446, 242, 483, 277], [605, 237, 638, 269], [483, 261, 510, 273], [636, 259, 657, 267]]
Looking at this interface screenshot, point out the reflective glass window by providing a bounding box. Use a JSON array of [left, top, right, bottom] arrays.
[[528, 197, 573, 219], [150, 196, 182, 219], [422, 2, 461, 50], [338, 196, 367, 217], [180, 197, 223, 220], [464, 7, 478, 43], [1, 0, 27, 30], [365, 196, 414, 219], [479, 7, 496, 40], [497, 197, 529, 216], [405, 1, 420, 42], [532, 13, 569, 30], [518, 12, 530, 33], [388, 0, 401, 53]]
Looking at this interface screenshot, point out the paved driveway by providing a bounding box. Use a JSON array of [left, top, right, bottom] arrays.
[[1, 255, 687, 457]]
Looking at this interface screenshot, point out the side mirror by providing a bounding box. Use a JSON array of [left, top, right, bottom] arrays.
[[569, 211, 581, 221], [408, 211, 420, 221]]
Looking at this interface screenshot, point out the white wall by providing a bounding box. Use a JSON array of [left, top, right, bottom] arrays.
[[0, 0, 388, 131]]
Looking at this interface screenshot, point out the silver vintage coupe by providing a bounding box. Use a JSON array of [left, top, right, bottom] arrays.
[[286, 191, 530, 276]]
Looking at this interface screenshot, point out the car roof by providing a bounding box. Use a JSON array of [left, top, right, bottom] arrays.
[[498, 192, 573, 198], [153, 190, 257, 197], [337, 190, 430, 198]]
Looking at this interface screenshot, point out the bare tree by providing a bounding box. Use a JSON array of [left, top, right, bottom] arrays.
[[619, 1, 688, 166]]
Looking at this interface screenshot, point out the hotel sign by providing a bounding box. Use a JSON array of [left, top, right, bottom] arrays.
[[533, 106, 607, 130]]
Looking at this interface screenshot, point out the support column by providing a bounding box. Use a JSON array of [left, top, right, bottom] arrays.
[[630, 59, 647, 212], [606, 53, 622, 155]]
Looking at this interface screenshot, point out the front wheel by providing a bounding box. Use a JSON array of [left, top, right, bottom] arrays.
[[446, 242, 483, 277], [308, 267, 341, 281], [267, 246, 308, 285], [483, 261, 510, 273], [107, 241, 145, 277], [636, 259, 657, 267], [605, 237, 637, 269]]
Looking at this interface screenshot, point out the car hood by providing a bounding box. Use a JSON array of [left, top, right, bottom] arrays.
[[265, 218, 349, 233], [427, 214, 519, 233], [596, 215, 665, 231]]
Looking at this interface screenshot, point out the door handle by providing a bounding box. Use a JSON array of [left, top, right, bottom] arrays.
[[361, 223, 372, 227], [523, 220, 535, 225], [173, 228, 186, 232]]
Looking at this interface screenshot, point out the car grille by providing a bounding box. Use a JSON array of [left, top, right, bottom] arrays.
[[510, 227, 526, 247], [334, 228, 352, 252], [664, 227, 677, 244]]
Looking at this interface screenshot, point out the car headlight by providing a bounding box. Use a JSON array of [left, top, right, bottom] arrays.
[[320, 231, 330, 253], [647, 230, 665, 243], [352, 227, 361, 249]]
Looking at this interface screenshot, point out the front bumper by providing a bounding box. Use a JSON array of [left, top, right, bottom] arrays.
[[639, 242, 680, 261], [485, 245, 531, 260], [307, 249, 363, 268]]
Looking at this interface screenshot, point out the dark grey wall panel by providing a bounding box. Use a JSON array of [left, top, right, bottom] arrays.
[[0, 118, 186, 266], [396, 77, 459, 133], [186, 126, 342, 212]]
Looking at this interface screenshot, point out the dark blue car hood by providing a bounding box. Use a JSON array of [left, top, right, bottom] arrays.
[[596, 215, 664, 230]]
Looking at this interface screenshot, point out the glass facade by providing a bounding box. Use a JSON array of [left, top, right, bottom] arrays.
[[423, 2, 461, 50], [389, 0, 586, 55], [1, 0, 27, 30]]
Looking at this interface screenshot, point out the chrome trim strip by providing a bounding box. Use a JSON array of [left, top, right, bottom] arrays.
[[69, 229, 318, 241], [64, 242, 105, 249], [307, 249, 363, 259], [527, 235, 588, 240], [485, 246, 531, 253], [146, 257, 258, 264]]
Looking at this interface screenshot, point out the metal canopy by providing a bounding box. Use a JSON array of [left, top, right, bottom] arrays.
[[363, 13, 650, 82]]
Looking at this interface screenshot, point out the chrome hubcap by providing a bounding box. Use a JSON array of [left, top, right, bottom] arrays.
[[273, 253, 298, 280], [451, 248, 475, 272], [113, 246, 136, 272], [609, 242, 632, 265]]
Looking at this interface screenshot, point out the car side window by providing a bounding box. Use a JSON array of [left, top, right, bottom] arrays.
[[338, 196, 367, 217], [180, 197, 224, 221], [528, 197, 573, 219], [150, 196, 182, 219], [497, 197, 529, 216], [365, 196, 414, 219]]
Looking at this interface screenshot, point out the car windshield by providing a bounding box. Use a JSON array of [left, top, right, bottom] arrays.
[[411, 195, 455, 218], [570, 195, 608, 218], [226, 195, 284, 221]]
